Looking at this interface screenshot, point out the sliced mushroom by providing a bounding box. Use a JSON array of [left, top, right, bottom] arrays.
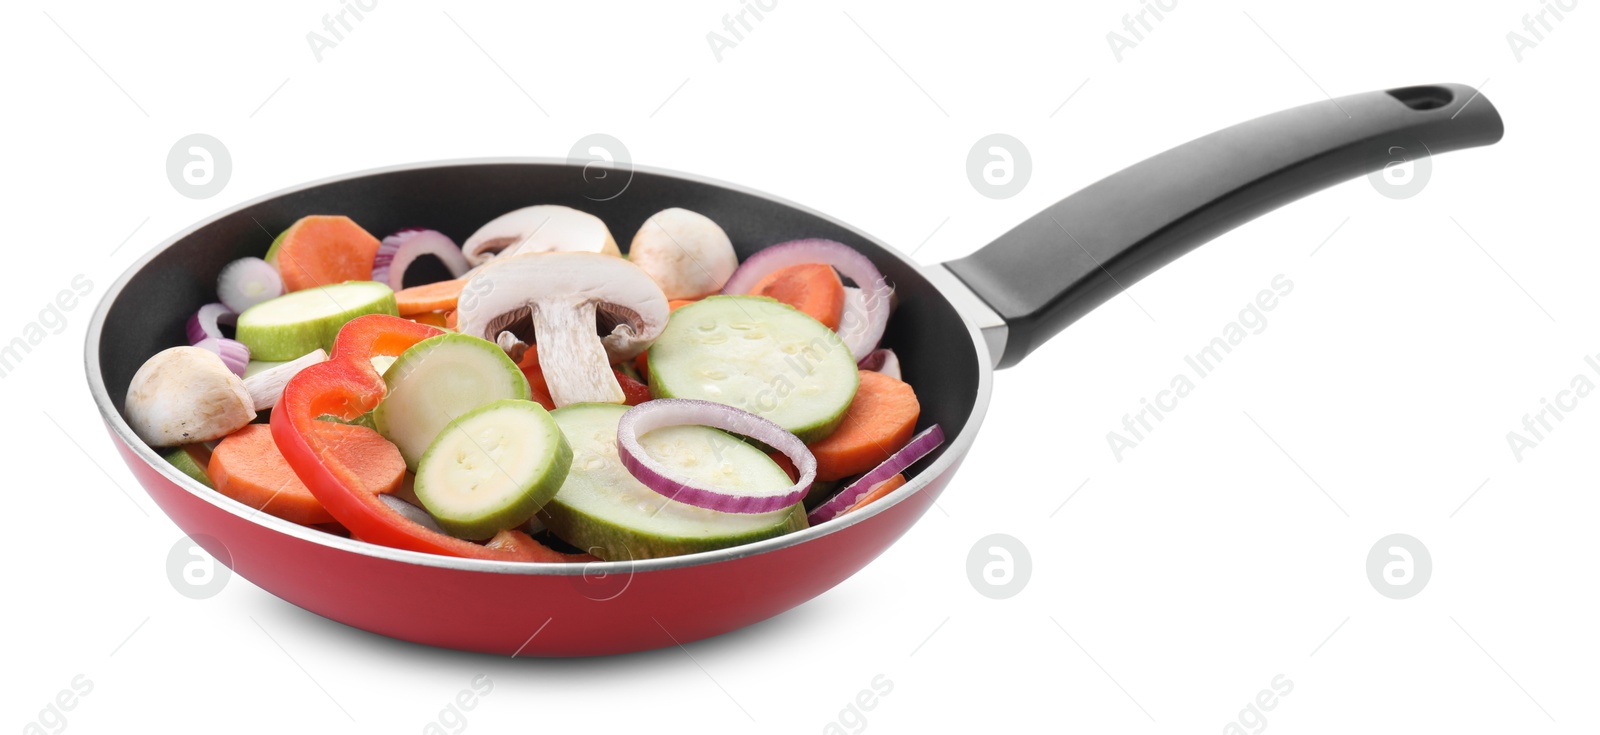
[[455, 252, 668, 407], [124, 347, 326, 447], [627, 207, 738, 299], [461, 205, 620, 267]]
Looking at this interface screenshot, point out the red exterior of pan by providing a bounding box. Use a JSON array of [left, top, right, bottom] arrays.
[[110, 424, 967, 657]]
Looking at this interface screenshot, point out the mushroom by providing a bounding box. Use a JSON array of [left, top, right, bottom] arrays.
[[455, 252, 668, 407], [627, 207, 738, 299], [461, 205, 620, 268], [124, 347, 326, 447]]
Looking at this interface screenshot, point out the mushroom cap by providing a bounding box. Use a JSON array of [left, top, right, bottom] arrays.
[[461, 205, 620, 267], [456, 251, 669, 362], [124, 346, 256, 447], [628, 207, 738, 300]]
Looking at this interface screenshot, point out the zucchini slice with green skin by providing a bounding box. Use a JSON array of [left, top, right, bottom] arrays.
[[373, 333, 532, 469], [414, 399, 571, 541], [647, 295, 859, 443], [162, 445, 213, 488], [234, 281, 398, 360], [538, 403, 806, 560]]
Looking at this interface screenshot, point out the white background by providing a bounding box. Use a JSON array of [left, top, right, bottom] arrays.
[[3, 1, 1594, 733]]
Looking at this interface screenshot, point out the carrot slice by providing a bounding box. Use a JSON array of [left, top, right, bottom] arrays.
[[445, 310, 458, 329], [408, 310, 449, 328], [207, 423, 405, 525], [270, 215, 382, 293], [843, 473, 907, 515], [808, 370, 920, 481], [750, 263, 845, 330], [395, 279, 468, 315]]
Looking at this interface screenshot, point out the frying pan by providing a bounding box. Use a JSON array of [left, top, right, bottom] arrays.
[[86, 83, 1503, 656]]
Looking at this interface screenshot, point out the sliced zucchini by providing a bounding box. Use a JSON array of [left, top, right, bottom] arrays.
[[647, 295, 858, 443], [235, 281, 397, 360], [373, 333, 531, 469], [539, 403, 806, 559], [414, 399, 571, 540]]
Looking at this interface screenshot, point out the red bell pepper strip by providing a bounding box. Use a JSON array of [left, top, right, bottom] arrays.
[[271, 314, 582, 562]]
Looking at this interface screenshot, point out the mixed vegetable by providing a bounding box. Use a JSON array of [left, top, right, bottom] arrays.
[[128, 204, 943, 562]]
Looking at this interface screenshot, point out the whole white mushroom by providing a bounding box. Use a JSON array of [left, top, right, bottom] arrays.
[[627, 208, 737, 300], [124, 346, 325, 447]]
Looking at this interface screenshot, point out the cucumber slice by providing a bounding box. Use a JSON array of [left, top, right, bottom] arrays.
[[538, 403, 806, 559], [235, 281, 397, 360], [647, 296, 858, 443], [373, 333, 531, 469], [162, 445, 213, 488], [414, 399, 572, 540]]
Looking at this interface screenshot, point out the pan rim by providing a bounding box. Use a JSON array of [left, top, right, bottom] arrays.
[[84, 156, 995, 577]]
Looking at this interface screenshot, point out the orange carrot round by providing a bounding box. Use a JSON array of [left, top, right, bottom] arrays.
[[808, 370, 920, 481], [408, 310, 449, 328], [270, 215, 382, 292], [750, 263, 845, 330], [395, 279, 468, 315], [207, 422, 405, 525]]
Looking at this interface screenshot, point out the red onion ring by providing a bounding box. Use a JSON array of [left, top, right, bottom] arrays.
[[808, 424, 943, 525], [616, 399, 816, 514], [217, 257, 284, 313], [194, 337, 251, 377], [186, 303, 236, 345], [374, 229, 471, 291], [721, 239, 891, 361], [857, 348, 901, 380]]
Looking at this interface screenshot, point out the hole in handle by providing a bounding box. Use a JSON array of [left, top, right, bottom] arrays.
[[1387, 85, 1454, 111]]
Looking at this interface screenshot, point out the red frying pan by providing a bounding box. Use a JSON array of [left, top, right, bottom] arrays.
[[87, 83, 1503, 656]]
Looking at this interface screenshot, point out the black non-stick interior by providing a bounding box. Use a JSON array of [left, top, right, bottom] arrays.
[[97, 162, 984, 470]]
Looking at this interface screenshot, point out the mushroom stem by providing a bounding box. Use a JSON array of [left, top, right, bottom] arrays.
[[242, 349, 327, 410], [530, 300, 624, 406]]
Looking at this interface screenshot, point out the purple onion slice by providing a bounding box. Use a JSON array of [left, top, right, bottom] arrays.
[[857, 348, 901, 380], [373, 228, 471, 291], [616, 399, 816, 514], [194, 337, 250, 377], [721, 238, 891, 361], [217, 257, 284, 313], [186, 302, 236, 344], [808, 424, 943, 525]]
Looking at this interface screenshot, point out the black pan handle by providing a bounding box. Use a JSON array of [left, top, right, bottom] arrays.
[[944, 83, 1504, 368]]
